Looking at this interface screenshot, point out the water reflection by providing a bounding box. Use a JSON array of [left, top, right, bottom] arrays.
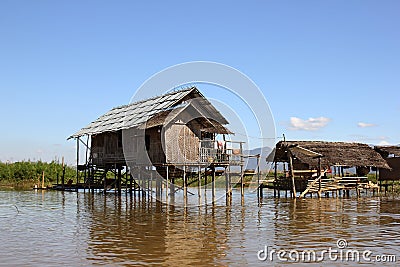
[[0, 190, 399, 266], [81, 193, 233, 266]]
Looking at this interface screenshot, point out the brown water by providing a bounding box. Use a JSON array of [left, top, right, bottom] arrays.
[[0, 190, 399, 266]]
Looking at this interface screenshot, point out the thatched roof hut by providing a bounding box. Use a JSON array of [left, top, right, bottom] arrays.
[[274, 141, 390, 169]]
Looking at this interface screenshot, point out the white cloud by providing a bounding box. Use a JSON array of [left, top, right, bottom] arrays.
[[289, 117, 331, 131], [357, 122, 376, 128]]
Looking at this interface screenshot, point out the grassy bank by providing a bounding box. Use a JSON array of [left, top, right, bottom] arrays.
[[0, 161, 76, 190]]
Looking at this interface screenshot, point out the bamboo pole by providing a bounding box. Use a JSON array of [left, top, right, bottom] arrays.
[[198, 165, 202, 205], [61, 156, 65, 190], [212, 166, 216, 203], [225, 166, 229, 204], [274, 162, 277, 198], [257, 155, 261, 199], [42, 171, 45, 189], [166, 166, 169, 205], [76, 137, 79, 190], [183, 165, 187, 207], [240, 142, 244, 201], [288, 154, 296, 198], [117, 165, 122, 195]]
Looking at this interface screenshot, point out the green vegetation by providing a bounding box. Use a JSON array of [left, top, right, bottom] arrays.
[[0, 161, 76, 190]]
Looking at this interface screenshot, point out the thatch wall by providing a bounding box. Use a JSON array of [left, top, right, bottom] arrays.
[[379, 157, 400, 181]]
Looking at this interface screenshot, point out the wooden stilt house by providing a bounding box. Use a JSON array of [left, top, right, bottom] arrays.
[[66, 86, 243, 195]]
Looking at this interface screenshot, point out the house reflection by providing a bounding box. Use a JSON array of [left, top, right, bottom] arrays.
[[80, 193, 231, 266]]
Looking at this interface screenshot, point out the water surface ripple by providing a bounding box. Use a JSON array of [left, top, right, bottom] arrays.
[[0, 190, 399, 266]]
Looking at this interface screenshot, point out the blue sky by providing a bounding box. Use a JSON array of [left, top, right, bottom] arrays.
[[1, 0, 399, 164]]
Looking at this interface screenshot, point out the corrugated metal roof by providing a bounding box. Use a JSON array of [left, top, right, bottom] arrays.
[[69, 87, 228, 138]]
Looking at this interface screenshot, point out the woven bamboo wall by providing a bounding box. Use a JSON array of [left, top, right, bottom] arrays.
[[165, 122, 200, 163]]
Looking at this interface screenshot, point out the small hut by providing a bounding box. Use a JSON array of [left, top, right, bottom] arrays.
[[272, 140, 390, 197], [374, 145, 400, 181]]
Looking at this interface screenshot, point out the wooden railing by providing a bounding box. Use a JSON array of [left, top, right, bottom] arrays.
[[199, 140, 244, 165]]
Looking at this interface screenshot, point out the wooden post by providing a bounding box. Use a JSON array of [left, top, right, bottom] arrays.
[[257, 155, 261, 199], [61, 156, 65, 191], [166, 166, 169, 204], [318, 157, 322, 195], [376, 168, 380, 195], [103, 168, 107, 194], [129, 169, 133, 197], [139, 168, 145, 197], [274, 162, 277, 198], [114, 164, 117, 194], [288, 153, 296, 198], [42, 171, 45, 189], [240, 142, 244, 201], [392, 180, 395, 194], [76, 137, 80, 190], [225, 166, 229, 203], [183, 165, 187, 207], [150, 169, 153, 202], [198, 165, 202, 205], [117, 165, 122, 195], [204, 167, 208, 192], [125, 168, 128, 196], [212, 166, 216, 203], [84, 135, 89, 192], [168, 166, 175, 199], [228, 164, 232, 199]]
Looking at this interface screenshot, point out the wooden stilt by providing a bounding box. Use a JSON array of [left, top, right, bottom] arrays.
[[198, 165, 202, 205], [117, 165, 121, 195], [61, 156, 65, 191], [212, 166, 216, 203], [240, 164, 244, 202], [225, 166, 229, 204], [114, 164, 117, 194], [166, 166, 169, 204], [41, 171, 45, 189], [103, 168, 107, 195], [76, 137, 80, 192], [240, 142, 244, 202], [257, 155, 260, 200], [288, 154, 296, 198], [274, 162, 277, 198], [84, 135, 89, 193], [226, 164, 232, 205], [183, 165, 187, 207], [169, 166, 175, 201]]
